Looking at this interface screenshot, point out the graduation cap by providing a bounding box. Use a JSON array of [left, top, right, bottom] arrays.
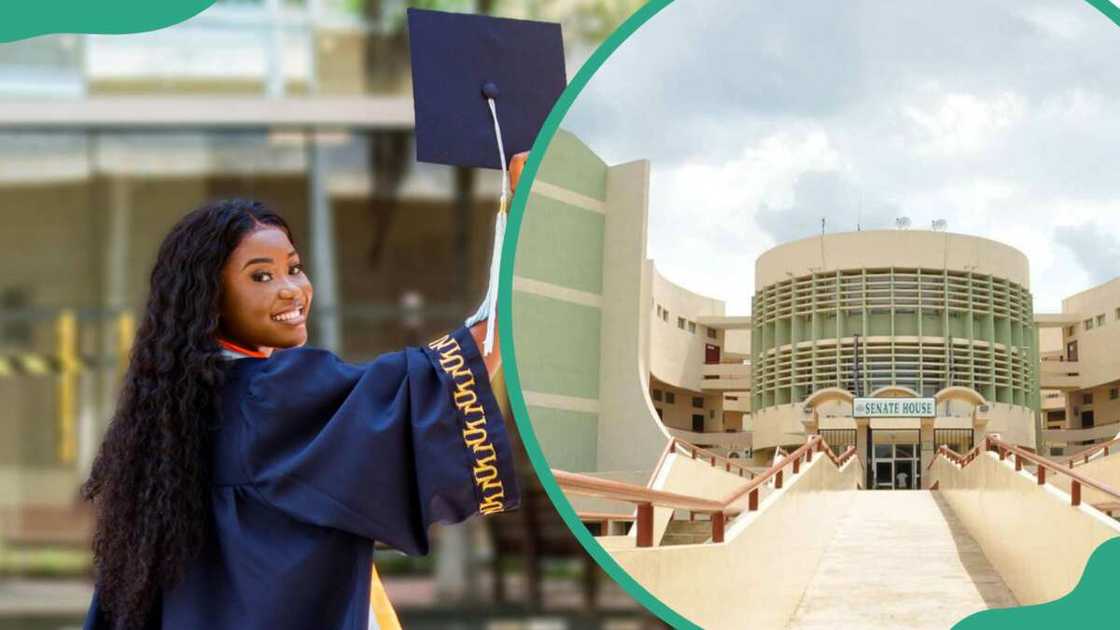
[[407, 8, 567, 354], [407, 8, 566, 170]]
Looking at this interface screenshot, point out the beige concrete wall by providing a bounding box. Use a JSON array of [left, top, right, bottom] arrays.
[[649, 266, 726, 392], [650, 379, 725, 433], [1062, 277, 1120, 390], [929, 452, 1120, 605], [755, 230, 1030, 289], [1048, 450, 1120, 507], [609, 454, 862, 629], [644, 452, 752, 545], [596, 161, 672, 473]]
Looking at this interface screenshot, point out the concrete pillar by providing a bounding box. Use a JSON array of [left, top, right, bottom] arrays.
[[919, 417, 935, 489], [306, 132, 342, 352], [856, 418, 870, 488]]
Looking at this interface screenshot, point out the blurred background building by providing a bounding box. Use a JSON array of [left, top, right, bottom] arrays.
[[0, 1, 665, 628]]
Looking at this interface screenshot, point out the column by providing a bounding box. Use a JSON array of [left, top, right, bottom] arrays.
[[919, 417, 935, 488]]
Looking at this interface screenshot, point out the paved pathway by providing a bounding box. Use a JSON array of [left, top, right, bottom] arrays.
[[788, 491, 1017, 629]]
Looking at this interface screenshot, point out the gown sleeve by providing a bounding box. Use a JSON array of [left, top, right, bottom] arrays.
[[242, 325, 519, 554]]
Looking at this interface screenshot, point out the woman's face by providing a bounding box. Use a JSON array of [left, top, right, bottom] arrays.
[[219, 226, 313, 351]]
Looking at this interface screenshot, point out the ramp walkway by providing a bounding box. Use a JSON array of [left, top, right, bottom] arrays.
[[787, 491, 1015, 629], [555, 434, 1120, 628]]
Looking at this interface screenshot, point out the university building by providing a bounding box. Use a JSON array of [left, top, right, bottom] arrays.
[[513, 130, 1120, 490]]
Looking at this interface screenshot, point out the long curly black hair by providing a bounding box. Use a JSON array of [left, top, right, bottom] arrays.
[[81, 199, 292, 629]]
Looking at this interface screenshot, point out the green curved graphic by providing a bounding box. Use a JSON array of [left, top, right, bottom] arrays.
[[497, 0, 1120, 628], [0, 1, 215, 43], [953, 537, 1120, 629]]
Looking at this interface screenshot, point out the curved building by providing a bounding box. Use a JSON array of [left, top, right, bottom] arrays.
[[751, 231, 1040, 478]]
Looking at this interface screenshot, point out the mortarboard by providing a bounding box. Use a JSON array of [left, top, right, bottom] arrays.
[[407, 8, 567, 355], [407, 8, 566, 170]]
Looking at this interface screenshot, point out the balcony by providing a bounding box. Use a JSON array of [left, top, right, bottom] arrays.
[[700, 362, 751, 392], [1039, 360, 1083, 391], [724, 396, 751, 413], [1043, 422, 1120, 445]]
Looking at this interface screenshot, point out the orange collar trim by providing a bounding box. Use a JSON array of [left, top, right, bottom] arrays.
[[217, 338, 268, 359]]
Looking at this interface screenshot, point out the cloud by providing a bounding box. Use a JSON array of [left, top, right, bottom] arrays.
[[1054, 223, 1120, 285], [0, 1, 213, 43], [561, 0, 1120, 313]]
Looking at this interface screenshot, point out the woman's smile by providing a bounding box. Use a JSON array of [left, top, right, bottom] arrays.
[[271, 304, 306, 324], [220, 226, 315, 350]]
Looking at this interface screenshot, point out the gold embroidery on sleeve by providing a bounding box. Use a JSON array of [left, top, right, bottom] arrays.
[[428, 334, 509, 514]]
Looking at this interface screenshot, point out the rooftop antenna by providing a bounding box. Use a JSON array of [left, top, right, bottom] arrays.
[[821, 217, 826, 235], [895, 216, 911, 230]]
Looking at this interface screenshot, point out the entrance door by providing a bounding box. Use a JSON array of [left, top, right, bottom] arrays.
[[705, 343, 720, 364], [869, 433, 921, 489]]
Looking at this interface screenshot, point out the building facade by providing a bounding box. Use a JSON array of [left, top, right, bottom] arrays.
[[518, 131, 1120, 491]]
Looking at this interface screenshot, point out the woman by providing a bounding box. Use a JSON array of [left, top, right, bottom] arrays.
[[81, 199, 517, 629]]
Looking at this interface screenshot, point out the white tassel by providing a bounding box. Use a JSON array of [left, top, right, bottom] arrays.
[[464, 97, 509, 356]]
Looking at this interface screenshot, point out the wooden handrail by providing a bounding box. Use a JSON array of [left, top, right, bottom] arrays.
[[672, 440, 756, 479], [555, 434, 859, 548], [554, 470, 725, 513], [1053, 435, 1120, 468], [932, 435, 1120, 509], [577, 511, 636, 522]]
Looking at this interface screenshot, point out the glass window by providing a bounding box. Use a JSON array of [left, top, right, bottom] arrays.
[[1083, 393, 1094, 405], [1111, 388, 1118, 401], [688, 321, 696, 334], [677, 316, 686, 329], [665, 392, 675, 404], [661, 309, 669, 322], [895, 445, 915, 459], [691, 414, 704, 432], [692, 396, 704, 408], [874, 444, 893, 459], [656, 408, 663, 419], [1097, 314, 1105, 327], [652, 388, 662, 402], [1084, 318, 1094, 330], [707, 327, 717, 339], [1067, 325, 1075, 337]]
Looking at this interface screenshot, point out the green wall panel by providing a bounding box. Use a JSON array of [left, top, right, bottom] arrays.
[[535, 130, 608, 201], [512, 291, 601, 399], [526, 406, 599, 472], [516, 193, 604, 295]]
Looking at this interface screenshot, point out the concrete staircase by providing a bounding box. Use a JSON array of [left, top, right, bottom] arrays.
[[787, 491, 1018, 629], [659, 518, 713, 546]]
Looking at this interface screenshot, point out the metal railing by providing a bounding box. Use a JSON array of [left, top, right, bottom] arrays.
[[1053, 435, 1120, 469], [557, 435, 858, 548]]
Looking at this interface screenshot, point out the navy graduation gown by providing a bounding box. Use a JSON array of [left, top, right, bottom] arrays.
[[83, 325, 518, 629]]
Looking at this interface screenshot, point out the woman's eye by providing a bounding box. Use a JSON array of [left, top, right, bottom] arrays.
[[252, 271, 273, 282], [290, 264, 304, 275]]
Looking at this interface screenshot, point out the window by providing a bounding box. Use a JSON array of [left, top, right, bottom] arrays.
[[661, 308, 669, 322], [1110, 388, 1118, 401], [1084, 318, 1094, 331], [1097, 314, 1106, 327], [677, 316, 686, 329], [1116, 307, 1120, 321], [707, 327, 717, 339], [688, 321, 696, 334], [1083, 393, 1093, 405], [656, 304, 662, 318], [652, 389, 662, 402], [665, 392, 675, 404], [656, 408, 663, 419], [691, 414, 704, 432], [692, 396, 704, 408], [709, 410, 715, 419], [1066, 325, 1076, 337]]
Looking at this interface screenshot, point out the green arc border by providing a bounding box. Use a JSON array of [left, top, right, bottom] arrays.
[[497, 1, 1120, 628]]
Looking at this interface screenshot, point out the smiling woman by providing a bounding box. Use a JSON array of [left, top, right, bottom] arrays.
[[80, 198, 518, 630], [218, 226, 314, 354]]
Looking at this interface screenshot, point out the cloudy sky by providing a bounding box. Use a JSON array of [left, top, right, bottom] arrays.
[[562, 0, 1120, 314]]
